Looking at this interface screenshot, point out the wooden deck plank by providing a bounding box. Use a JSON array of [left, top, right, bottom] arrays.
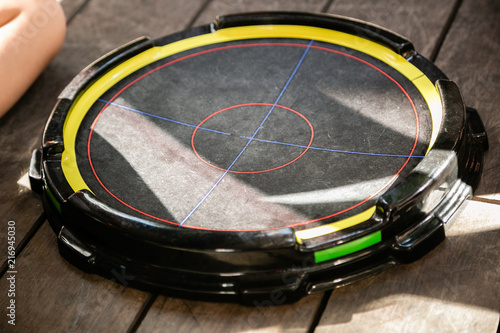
[[0, 192, 43, 264], [327, 0, 458, 59], [0, 221, 149, 332], [59, 0, 89, 22], [58, 0, 207, 72], [0, 0, 85, 267], [0, 51, 66, 265], [137, 293, 324, 333], [434, 0, 500, 201], [316, 200, 500, 332]]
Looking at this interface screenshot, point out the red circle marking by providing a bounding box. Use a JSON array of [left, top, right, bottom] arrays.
[[191, 103, 314, 174], [87, 41, 421, 230]]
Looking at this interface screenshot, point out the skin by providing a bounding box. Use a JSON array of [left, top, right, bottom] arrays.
[[0, 0, 66, 117]]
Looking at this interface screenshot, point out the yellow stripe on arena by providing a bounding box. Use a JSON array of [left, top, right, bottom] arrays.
[[295, 206, 376, 244], [61, 24, 441, 200]]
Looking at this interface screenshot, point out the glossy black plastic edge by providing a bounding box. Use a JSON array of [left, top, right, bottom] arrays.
[[65, 190, 297, 251], [39, 36, 159, 232], [29, 149, 43, 194], [43, 38, 155, 154], [377, 78, 487, 265], [377, 79, 465, 227], [215, 11, 415, 57], [154, 24, 212, 47], [59, 37, 155, 101]]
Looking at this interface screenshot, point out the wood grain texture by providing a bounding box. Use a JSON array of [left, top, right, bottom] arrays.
[[0, 222, 149, 332], [434, 0, 500, 200], [59, 0, 90, 21], [327, 0, 458, 59], [0, 60, 64, 265], [0, 191, 42, 264], [137, 293, 324, 333], [0, 1, 79, 265], [59, 0, 207, 73], [316, 200, 500, 333]]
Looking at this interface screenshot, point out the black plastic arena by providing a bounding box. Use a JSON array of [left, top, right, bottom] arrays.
[[30, 12, 488, 303]]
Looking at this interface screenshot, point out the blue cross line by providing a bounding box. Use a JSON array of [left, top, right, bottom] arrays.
[[96, 39, 424, 227], [238, 136, 425, 159], [97, 99, 232, 136], [178, 39, 316, 226], [98, 98, 423, 159]]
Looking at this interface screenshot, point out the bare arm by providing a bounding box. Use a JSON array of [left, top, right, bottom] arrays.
[[0, 0, 66, 117]]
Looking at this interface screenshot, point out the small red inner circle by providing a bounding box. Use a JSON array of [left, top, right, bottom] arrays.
[[86, 42, 421, 230], [191, 103, 315, 174]]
